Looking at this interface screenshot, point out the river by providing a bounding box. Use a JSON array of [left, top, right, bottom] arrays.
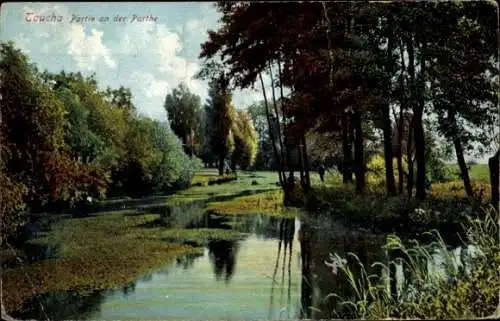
[[12, 210, 465, 321]]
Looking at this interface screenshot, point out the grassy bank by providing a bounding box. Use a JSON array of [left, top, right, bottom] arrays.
[[310, 171, 492, 236], [207, 189, 299, 219], [308, 168, 499, 319]]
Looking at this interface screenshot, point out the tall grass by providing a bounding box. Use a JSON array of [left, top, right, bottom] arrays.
[[324, 206, 500, 319]]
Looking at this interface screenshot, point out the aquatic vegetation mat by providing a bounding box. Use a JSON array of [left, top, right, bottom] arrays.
[[207, 190, 299, 218], [2, 211, 202, 313]]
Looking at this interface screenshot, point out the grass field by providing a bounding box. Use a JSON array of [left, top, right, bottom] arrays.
[[445, 163, 490, 182]]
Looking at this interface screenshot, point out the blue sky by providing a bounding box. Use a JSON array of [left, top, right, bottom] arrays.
[[0, 2, 266, 120]]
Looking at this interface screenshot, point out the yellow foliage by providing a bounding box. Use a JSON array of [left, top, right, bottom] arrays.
[[366, 154, 409, 187]]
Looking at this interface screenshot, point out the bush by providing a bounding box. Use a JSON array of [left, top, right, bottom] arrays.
[[150, 125, 203, 193], [0, 171, 28, 244], [365, 154, 409, 188]]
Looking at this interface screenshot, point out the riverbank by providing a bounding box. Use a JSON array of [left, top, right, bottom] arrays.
[[305, 176, 492, 240]]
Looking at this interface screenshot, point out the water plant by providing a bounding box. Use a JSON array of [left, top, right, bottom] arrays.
[[323, 206, 500, 319]]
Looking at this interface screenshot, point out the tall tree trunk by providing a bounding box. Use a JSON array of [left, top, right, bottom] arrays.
[[218, 153, 225, 176], [397, 40, 407, 195], [353, 110, 365, 194], [489, 150, 499, 209], [269, 62, 287, 175], [302, 136, 311, 190], [406, 33, 417, 198], [414, 33, 426, 201], [454, 138, 473, 198], [407, 118, 414, 198], [342, 112, 353, 183], [414, 113, 426, 200], [260, 73, 284, 186], [382, 101, 396, 195], [449, 109, 474, 198], [383, 10, 396, 196], [397, 110, 404, 194]]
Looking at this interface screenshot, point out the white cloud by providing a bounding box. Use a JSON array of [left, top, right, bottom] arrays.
[[64, 25, 116, 70], [185, 19, 202, 34], [12, 33, 31, 54], [114, 22, 207, 104], [17, 3, 116, 71], [128, 71, 169, 99]]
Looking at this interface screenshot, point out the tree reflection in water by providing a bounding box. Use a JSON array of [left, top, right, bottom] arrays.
[[208, 240, 239, 283], [122, 281, 136, 296], [268, 217, 296, 319], [176, 252, 204, 270]]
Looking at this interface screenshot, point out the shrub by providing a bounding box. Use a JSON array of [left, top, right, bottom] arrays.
[[0, 171, 28, 244], [150, 125, 203, 193], [365, 154, 409, 188]]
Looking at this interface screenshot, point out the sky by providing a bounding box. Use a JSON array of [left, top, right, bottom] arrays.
[[0, 2, 267, 121]]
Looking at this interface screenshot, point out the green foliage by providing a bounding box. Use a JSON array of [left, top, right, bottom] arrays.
[[424, 129, 454, 182], [150, 121, 203, 193], [207, 189, 298, 218], [202, 78, 236, 171], [163, 82, 204, 157], [231, 110, 258, 170], [0, 168, 28, 244], [0, 42, 108, 218], [247, 102, 279, 170], [2, 210, 202, 313], [366, 154, 408, 188], [55, 87, 105, 164]]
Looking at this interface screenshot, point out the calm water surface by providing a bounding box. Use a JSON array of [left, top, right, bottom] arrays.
[[13, 210, 463, 320]]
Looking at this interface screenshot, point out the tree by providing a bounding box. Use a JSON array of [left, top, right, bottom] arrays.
[[55, 87, 105, 164], [231, 110, 258, 170], [104, 85, 135, 112], [489, 150, 499, 209], [42, 71, 129, 173], [0, 42, 106, 214], [163, 83, 203, 157], [427, 1, 498, 198], [197, 63, 235, 176]]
